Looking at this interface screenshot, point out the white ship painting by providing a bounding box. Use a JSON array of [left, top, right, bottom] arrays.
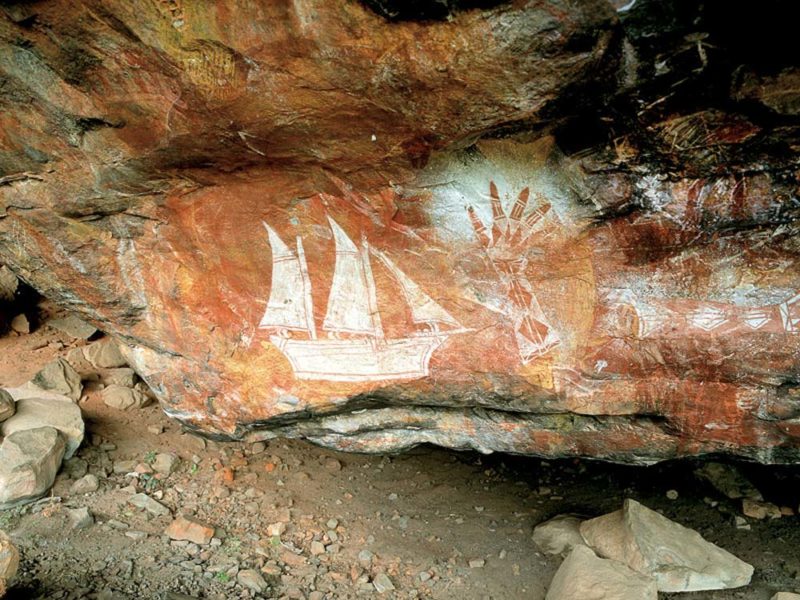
[[258, 217, 469, 382]]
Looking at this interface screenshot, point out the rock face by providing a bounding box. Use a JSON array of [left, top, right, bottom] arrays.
[[580, 499, 754, 592], [0, 427, 67, 509], [1, 1, 799, 461], [545, 545, 658, 600]]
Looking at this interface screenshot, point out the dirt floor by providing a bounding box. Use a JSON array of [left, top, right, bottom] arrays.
[[2, 300, 800, 599]]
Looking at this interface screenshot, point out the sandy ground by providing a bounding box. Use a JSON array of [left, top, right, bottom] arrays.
[[2, 300, 800, 599]]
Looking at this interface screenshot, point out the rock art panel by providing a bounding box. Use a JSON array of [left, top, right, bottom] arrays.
[[1, 0, 799, 462]]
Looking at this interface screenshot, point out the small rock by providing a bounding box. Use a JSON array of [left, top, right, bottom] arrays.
[[267, 522, 286, 537], [533, 514, 586, 556], [152, 453, 179, 476], [83, 338, 128, 369], [165, 515, 215, 545], [127, 493, 171, 517], [373, 573, 395, 593], [1, 530, 20, 593], [0, 427, 66, 509], [325, 458, 342, 471], [237, 569, 267, 593], [66, 506, 94, 529], [0, 389, 14, 423], [70, 473, 99, 495], [742, 498, 782, 520], [10, 313, 29, 334], [250, 441, 266, 454], [147, 425, 164, 435], [545, 545, 657, 600], [469, 558, 485, 568], [101, 368, 137, 388], [125, 530, 148, 541], [580, 499, 753, 592], [358, 549, 374, 564], [48, 315, 97, 340], [31, 358, 83, 401], [0, 396, 84, 458], [102, 385, 151, 410], [666, 489, 679, 500], [734, 516, 751, 530], [63, 456, 88, 479], [310, 541, 326, 555], [772, 594, 800, 600], [113, 460, 137, 474]]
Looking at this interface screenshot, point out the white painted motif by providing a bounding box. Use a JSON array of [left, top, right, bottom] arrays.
[[742, 308, 771, 330], [687, 306, 728, 332], [259, 217, 468, 382], [779, 292, 800, 333], [467, 182, 561, 364]]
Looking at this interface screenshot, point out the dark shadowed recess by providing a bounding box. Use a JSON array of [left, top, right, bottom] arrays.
[[360, 0, 509, 21]]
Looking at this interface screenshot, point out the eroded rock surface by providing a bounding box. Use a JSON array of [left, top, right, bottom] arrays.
[[1, 0, 799, 461]]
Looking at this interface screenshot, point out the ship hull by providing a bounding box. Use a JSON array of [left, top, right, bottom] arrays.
[[270, 334, 446, 382]]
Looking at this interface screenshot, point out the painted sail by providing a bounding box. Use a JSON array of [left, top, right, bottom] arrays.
[[372, 248, 462, 329], [259, 223, 312, 333], [323, 217, 376, 336]]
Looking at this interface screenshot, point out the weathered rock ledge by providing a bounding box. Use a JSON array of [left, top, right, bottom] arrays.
[[1, 0, 799, 462]]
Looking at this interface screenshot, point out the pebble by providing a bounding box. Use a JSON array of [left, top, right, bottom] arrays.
[[66, 506, 94, 529], [742, 498, 782, 520], [373, 573, 395, 593], [310, 541, 326, 555], [469, 558, 485, 568], [237, 569, 267, 593], [165, 515, 215, 545], [128, 493, 171, 517], [666, 490, 679, 500], [153, 453, 179, 476]]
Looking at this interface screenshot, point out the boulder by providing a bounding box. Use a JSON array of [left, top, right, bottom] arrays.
[[532, 514, 587, 556], [772, 593, 800, 600], [31, 358, 83, 402], [1, 396, 85, 459], [0, 427, 66, 509], [101, 385, 152, 410], [48, 315, 97, 340], [0, 531, 19, 596], [580, 499, 753, 592], [0, 390, 14, 423], [0, 1, 799, 463], [545, 545, 658, 600], [83, 339, 127, 369], [9, 314, 29, 334]]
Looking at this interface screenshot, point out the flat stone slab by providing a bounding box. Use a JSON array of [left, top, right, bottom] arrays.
[[1, 395, 84, 459], [545, 545, 658, 600], [48, 315, 97, 340], [580, 499, 754, 592], [0, 427, 66, 509]]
